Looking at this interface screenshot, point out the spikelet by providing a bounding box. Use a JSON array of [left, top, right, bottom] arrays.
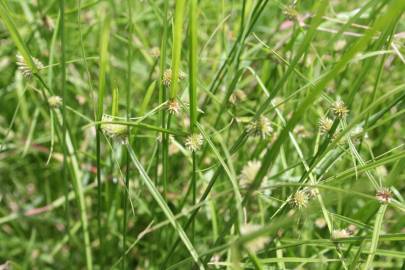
[[376, 187, 392, 204], [162, 69, 186, 87], [247, 116, 273, 139], [239, 160, 261, 187], [16, 54, 44, 78], [332, 229, 350, 239], [167, 99, 181, 115], [290, 190, 309, 209], [149, 47, 160, 58], [185, 133, 203, 152], [101, 114, 129, 144], [331, 99, 349, 119], [319, 117, 333, 134], [229, 89, 247, 105], [48, 96, 62, 108]]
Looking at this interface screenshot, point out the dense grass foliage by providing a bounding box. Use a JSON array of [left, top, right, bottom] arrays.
[[0, 0, 404, 269]]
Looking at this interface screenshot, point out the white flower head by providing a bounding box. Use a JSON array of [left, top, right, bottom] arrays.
[[319, 117, 333, 134], [16, 54, 44, 78], [149, 47, 160, 58], [239, 160, 261, 187], [101, 114, 129, 144], [229, 89, 247, 105], [331, 99, 349, 119], [376, 187, 392, 204], [247, 116, 273, 139], [290, 190, 309, 209], [332, 229, 350, 239], [315, 217, 326, 229], [185, 133, 203, 152], [48, 96, 62, 108], [167, 99, 181, 115], [162, 69, 186, 87]]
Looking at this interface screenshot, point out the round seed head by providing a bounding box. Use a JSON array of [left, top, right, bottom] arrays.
[[283, 6, 299, 20], [376, 188, 392, 204], [332, 229, 350, 239], [239, 160, 261, 186], [48, 96, 63, 108], [303, 187, 318, 199], [16, 54, 44, 78], [290, 190, 309, 209], [229, 89, 247, 105], [319, 117, 333, 134], [331, 99, 349, 119], [185, 133, 203, 152], [247, 116, 273, 139], [315, 217, 326, 229], [167, 99, 181, 115], [162, 69, 186, 87], [101, 114, 128, 144], [149, 47, 160, 58]]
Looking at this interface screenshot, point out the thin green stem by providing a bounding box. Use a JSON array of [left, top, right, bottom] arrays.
[[59, 1, 71, 267], [122, 0, 132, 268]]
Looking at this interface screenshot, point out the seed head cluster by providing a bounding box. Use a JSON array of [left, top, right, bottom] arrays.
[[185, 133, 203, 152], [149, 47, 160, 58], [162, 69, 186, 87], [16, 54, 44, 78], [167, 99, 181, 115], [229, 89, 247, 105], [48, 96, 63, 108], [101, 114, 129, 144], [319, 117, 333, 134], [331, 99, 349, 119], [376, 188, 392, 204], [290, 190, 309, 209], [239, 160, 261, 186], [247, 116, 273, 139]]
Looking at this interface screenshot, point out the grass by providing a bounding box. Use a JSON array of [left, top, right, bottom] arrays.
[[0, 0, 404, 269]]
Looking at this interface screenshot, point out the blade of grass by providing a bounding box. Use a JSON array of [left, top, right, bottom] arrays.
[[363, 204, 387, 269], [126, 145, 205, 269], [96, 12, 111, 266]]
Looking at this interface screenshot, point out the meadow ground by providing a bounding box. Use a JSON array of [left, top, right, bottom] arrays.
[[0, 0, 404, 269]]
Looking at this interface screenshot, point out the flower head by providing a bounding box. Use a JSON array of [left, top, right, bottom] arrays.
[[167, 99, 181, 115], [48, 96, 62, 108], [101, 114, 129, 144], [332, 229, 350, 239], [376, 188, 392, 204], [303, 187, 318, 199], [331, 99, 349, 119], [315, 218, 326, 229], [283, 6, 299, 20], [319, 117, 333, 134], [239, 160, 261, 186], [16, 54, 44, 78], [290, 190, 309, 209], [229, 89, 247, 105], [185, 133, 203, 152], [162, 69, 186, 87], [247, 116, 273, 139], [149, 47, 160, 58]]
